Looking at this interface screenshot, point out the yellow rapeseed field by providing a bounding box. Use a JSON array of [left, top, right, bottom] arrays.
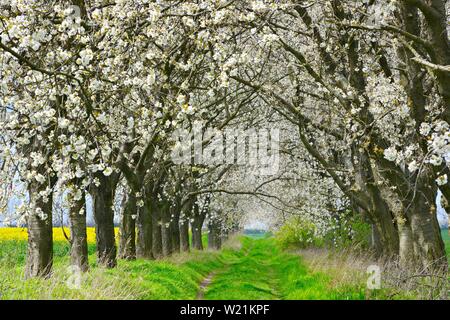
[[0, 227, 119, 243]]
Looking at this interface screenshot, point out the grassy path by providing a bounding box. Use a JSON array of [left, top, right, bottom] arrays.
[[200, 237, 364, 300], [202, 237, 280, 299], [1, 230, 448, 299], [196, 272, 217, 300], [0, 233, 365, 299]]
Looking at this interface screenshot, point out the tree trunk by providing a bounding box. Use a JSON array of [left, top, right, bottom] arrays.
[[221, 228, 229, 244], [159, 201, 171, 256], [170, 208, 181, 253], [370, 169, 414, 264], [208, 219, 222, 250], [118, 193, 136, 260], [25, 183, 53, 279], [191, 223, 203, 250], [409, 209, 447, 270], [376, 185, 414, 266], [191, 215, 204, 250], [179, 216, 190, 252], [136, 199, 153, 259], [161, 224, 172, 257], [398, 222, 414, 267], [373, 154, 446, 270], [92, 175, 117, 268], [408, 182, 447, 271], [368, 203, 399, 258], [368, 223, 383, 256], [349, 147, 399, 257], [150, 200, 162, 259], [405, 0, 450, 120], [359, 154, 399, 257], [69, 196, 89, 272]]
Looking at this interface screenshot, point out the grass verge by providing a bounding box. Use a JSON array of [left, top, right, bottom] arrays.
[[0, 234, 234, 299], [203, 236, 365, 300]]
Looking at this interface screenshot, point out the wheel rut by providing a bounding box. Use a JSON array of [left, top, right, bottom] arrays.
[[196, 272, 217, 300]]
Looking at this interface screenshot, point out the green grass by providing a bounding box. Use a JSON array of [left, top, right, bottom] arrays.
[[203, 236, 364, 300], [0, 235, 366, 300], [203, 237, 280, 299], [0, 237, 233, 299], [2, 231, 448, 300], [0, 230, 212, 299]]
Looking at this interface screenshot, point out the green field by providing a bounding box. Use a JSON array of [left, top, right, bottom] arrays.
[[0, 231, 449, 300], [202, 237, 364, 300], [0, 235, 365, 300]]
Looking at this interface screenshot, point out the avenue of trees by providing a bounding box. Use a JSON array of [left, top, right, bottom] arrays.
[[0, 0, 449, 278]]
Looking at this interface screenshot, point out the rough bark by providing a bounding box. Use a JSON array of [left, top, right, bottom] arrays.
[[390, 2, 447, 270], [408, 176, 447, 270], [151, 200, 163, 258], [353, 204, 383, 255], [374, 153, 447, 270], [92, 175, 117, 268], [354, 151, 400, 256], [191, 211, 205, 251], [161, 225, 172, 257], [370, 199, 400, 257], [25, 183, 53, 279], [208, 219, 222, 250], [369, 223, 383, 256], [69, 196, 89, 272], [191, 222, 203, 250], [161, 202, 172, 257], [404, 0, 450, 119], [398, 222, 415, 266], [170, 207, 181, 253], [179, 218, 190, 252], [371, 163, 415, 265], [136, 198, 153, 259], [118, 193, 136, 260]]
